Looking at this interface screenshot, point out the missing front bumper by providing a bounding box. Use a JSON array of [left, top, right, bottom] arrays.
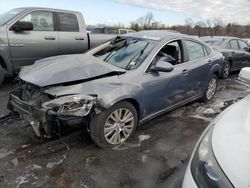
[[7, 89, 89, 138]]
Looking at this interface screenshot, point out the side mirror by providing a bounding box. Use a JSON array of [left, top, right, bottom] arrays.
[[150, 60, 174, 72], [10, 21, 33, 31], [239, 67, 250, 84]]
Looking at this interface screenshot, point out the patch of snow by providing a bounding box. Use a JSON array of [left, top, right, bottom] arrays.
[[46, 159, 64, 168], [113, 143, 140, 151], [138, 134, 151, 143], [190, 114, 213, 122], [113, 135, 151, 151], [214, 101, 225, 110], [32, 164, 42, 170], [141, 154, 147, 163], [81, 181, 89, 188], [11, 158, 18, 166], [15, 176, 29, 188], [0, 148, 13, 159]]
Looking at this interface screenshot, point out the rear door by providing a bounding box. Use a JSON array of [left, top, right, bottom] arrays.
[[182, 39, 212, 98], [56, 12, 88, 55], [7, 10, 58, 69], [227, 39, 243, 70], [238, 39, 250, 68]]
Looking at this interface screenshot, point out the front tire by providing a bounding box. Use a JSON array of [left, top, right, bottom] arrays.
[[90, 101, 138, 148], [220, 60, 231, 79], [201, 74, 218, 102]]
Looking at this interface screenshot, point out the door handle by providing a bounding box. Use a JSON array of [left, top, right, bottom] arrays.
[[75, 37, 84, 40], [44, 36, 56, 40], [182, 69, 189, 75]]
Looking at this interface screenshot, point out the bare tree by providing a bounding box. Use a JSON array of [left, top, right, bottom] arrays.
[[185, 18, 193, 34]]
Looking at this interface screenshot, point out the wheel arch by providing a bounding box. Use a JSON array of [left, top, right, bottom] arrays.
[[101, 97, 142, 120], [0, 56, 7, 70]]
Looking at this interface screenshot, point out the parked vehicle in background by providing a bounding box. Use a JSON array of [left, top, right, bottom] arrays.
[[0, 7, 115, 84], [182, 67, 250, 188], [244, 38, 250, 45], [90, 27, 135, 34], [200, 36, 250, 78], [8, 30, 223, 148]]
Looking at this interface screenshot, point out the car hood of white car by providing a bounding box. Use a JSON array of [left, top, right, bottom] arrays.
[[212, 94, 250, 188]]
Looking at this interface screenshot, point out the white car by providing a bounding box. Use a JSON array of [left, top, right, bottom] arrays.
[[182, 68, 250, 188]]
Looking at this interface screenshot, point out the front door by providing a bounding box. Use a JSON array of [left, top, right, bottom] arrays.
[[142, 40, 188, 117], [7, 10, 58, 69]]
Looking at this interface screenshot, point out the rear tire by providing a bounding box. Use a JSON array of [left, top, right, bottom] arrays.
[[201, 74, 218, 102], [220, 60, 231, 79], [89, 101, 138, 148], [0, 66, 4, 85]]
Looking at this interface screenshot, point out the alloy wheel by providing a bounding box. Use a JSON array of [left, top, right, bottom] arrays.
[[104, 108, 135, 145], [206, 78, 217, 100], [223, 63, 230, 78]]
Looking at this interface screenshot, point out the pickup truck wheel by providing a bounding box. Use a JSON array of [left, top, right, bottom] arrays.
[[220, 60, 231, 79], [0, 65, 4, 85], [201, 74, 218, 102], [90, 101, 138, 148]]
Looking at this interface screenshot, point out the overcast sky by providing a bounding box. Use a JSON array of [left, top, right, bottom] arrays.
[[1, 0, 250, 26]]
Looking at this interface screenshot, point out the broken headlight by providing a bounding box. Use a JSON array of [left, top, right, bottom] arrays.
[[42, 95, 96, 116], [190, 126, 233, 188]]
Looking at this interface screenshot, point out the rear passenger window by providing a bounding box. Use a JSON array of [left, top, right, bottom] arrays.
[[57, 12, 79, 32], [238, 40, 249, 50], [185, 41, 205, 61], [228, 40, 239, 49]]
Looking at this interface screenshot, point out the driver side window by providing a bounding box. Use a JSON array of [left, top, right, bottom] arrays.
[[153, 40, 183, 66], [19, 11, 54, 31]]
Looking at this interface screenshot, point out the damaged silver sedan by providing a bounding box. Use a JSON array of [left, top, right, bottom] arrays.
[[8, 31, 223, 148]]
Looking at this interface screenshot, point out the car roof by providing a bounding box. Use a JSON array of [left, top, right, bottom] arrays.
[[17, 7, 80, 14], [200, 36, 240, 40], [125, 30, 188, 41]]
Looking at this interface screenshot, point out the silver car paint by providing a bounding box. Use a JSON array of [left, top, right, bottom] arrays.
[[0, 7, 115, 76]]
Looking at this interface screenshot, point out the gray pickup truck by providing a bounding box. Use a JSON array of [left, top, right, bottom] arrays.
[[0, 7, 115, 84]]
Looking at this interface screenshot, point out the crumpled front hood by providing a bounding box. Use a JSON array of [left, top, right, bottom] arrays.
[[19, 54, 125, 87], [212, 95, 250, 188]]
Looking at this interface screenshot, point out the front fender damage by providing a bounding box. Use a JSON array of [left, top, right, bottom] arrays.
[[8, 87, 104, 138]]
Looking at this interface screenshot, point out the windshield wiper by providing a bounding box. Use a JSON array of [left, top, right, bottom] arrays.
[[126, 42, 149, 70], [104, 39, 139, 63]]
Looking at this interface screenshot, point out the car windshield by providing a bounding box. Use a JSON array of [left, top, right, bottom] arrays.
[[200, 38, 224, 46], [0, 8, 25, 26], [94, 37, 155, 70]]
